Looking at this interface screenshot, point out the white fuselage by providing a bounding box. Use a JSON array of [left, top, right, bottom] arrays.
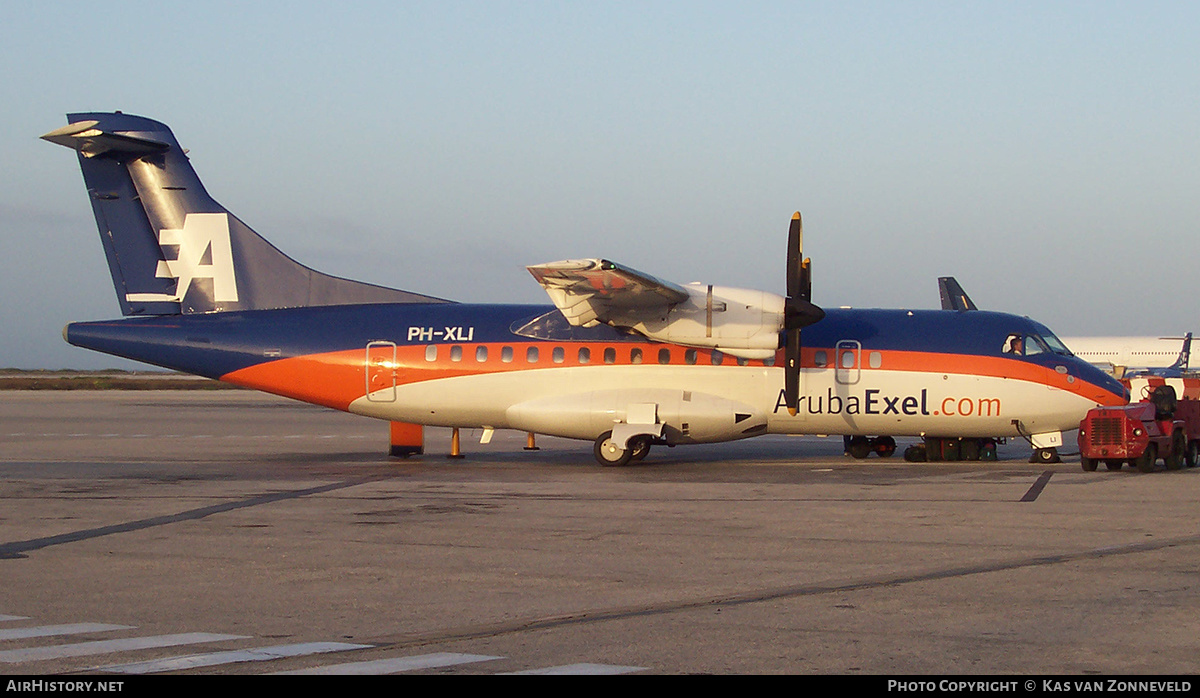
[[348, 363, 1102, 443], [1062, 336, 1189, 369]]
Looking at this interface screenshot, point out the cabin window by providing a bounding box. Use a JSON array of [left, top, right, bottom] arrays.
[[814, 350, 828, 367], [631, 348, 643, 364], [711, 350, 724, 366], [869, 351, 882, 369], [501, 346, 513, 363], [553, 347, 565, 363], [578, 347, 591, 364], [840, 350, 855, 369], [527, 346, 539, 363], [450, 346, 462, 362], [659, 348, 671, 364], [425, 345, 437, 362], [476, 346, 488, 362], [737, 357, 749, 366], [763, 354, 776, 367], [604, 347, 616, 364], [685, 349, 698, 365]]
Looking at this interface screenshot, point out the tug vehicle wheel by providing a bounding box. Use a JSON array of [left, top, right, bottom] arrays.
[[1135, 444, 1157, 473]]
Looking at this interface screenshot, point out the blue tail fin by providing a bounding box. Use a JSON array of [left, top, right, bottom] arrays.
[[43, 112, 448, 315], [1169, 332, 1192, 371]]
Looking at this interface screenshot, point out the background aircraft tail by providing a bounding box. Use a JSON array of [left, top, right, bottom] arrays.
[[937, 276, 977, 311], [43, 112, 448, 316], [1169, 332, 1192, 371]]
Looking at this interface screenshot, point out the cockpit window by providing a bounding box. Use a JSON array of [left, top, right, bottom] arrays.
[[1039, 332, 1072, 356], [1025, 336, 1047, 356], [1004, 332, 1061, 357]]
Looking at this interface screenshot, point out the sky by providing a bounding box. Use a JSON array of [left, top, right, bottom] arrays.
[[2, 1, 1197, 369]]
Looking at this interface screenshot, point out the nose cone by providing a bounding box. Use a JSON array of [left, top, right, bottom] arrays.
[[1079, 360, 1129, 405]]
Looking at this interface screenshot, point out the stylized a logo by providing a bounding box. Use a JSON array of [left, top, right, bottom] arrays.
[[125, 213, 239, 304]]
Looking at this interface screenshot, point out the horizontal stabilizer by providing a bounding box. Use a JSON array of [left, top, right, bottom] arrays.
[[41, 120, 170, 158]]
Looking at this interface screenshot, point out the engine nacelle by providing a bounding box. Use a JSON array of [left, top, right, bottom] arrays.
[[506, 388, 768, 443], [611, 284, 784, 359]]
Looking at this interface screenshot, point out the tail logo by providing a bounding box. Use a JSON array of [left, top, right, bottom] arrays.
[[125, 213, 240, 304]]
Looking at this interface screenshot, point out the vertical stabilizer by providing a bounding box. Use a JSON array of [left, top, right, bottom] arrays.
[[937, 276, 977, 312], [1170, 332, 1192, 371], [43, 112, 448, 315]]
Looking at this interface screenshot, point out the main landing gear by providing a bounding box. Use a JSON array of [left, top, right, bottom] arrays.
[[593, 430, 653, 467]]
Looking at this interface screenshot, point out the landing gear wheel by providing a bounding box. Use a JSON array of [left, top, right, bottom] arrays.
[[1081, 456, 1097, 472], [629, 437, 652, 462], [903, 444, 927, 462], [871, 436, 897, 458], [593, 431, 633, 467], [1032, 447, 1061, 464], [848, 436, 872, 459]]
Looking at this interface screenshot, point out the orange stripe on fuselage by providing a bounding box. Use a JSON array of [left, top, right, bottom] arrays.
[[221, 343, 1123, 412]]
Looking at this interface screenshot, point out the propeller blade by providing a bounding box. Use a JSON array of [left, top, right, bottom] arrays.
[[785, 328, 801, 416], [783, 211, 823, 416], [786, 212, 802, 299]]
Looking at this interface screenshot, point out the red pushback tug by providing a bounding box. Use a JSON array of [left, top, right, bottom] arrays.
[[1078, 385, 1200, 472]]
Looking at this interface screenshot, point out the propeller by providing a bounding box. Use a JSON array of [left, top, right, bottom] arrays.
[[783, 212, 825, 415]]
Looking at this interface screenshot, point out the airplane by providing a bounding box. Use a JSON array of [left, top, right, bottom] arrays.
[[42, 112, 1127, 466], [1059, 334, 1191, 378], [937, 277, 1193, 378]]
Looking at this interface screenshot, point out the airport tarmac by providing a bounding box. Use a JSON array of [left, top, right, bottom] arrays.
[[1, 391, 1198, 675]]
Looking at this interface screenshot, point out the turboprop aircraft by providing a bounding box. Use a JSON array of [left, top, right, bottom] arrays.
[[42, 112, 1127, 466]]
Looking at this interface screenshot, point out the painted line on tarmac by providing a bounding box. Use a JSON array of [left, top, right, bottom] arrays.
[[98, 641, 371, 674], [0, 478, 383, 559], [1020, 470, 1054, 501], [0, 623, 133, 641], [0, 633, 247, 663]]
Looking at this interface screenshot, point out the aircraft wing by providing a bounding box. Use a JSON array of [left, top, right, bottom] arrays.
[[527, 259, 691, 327]]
